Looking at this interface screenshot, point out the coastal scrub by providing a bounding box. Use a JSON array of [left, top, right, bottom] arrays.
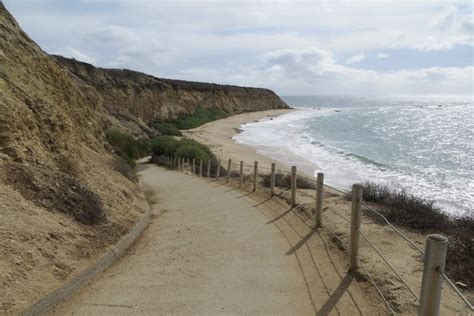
[[352, 181, 474, 289], [105, 128, 150, 167]]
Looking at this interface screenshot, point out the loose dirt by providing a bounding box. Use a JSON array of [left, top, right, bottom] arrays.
[[50, 163, 385, 315]]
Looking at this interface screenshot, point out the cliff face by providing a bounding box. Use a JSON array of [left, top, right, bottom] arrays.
[[0, 4, 147, 313], [53, 55, 289, 137], [0, 3, 287, 313]]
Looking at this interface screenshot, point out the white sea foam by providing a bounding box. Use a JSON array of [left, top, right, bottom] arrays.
[[234, 100, 473, 216]]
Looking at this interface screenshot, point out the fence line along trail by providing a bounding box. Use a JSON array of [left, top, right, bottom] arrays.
[[50, 162, 383, 315]]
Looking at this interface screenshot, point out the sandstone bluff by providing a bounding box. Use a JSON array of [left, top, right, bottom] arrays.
[[0, 3, 288, 313]]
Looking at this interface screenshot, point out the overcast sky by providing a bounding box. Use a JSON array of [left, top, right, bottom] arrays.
[[5, 0, 473, 95]]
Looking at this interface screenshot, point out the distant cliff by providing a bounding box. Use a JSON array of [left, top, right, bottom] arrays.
[[0, 2, 288, 312], [52, 55, 289, 137]]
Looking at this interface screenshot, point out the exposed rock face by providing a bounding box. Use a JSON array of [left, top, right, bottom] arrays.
[[53, 55, 289, 137], [0, 4, 147, 313], [0, 3, 287, 313]]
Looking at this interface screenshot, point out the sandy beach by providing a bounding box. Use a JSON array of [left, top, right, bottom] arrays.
[[183, 109, 472, 314], [183, 109, 296, 174]]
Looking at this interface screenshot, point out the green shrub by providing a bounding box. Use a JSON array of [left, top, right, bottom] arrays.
[[261, 172, 316, 189], [105, 128, 150, 167], [179, 138, 213, 154], [152, 122, 182, 136], [175, 139, 215, 162], [173, 106, 227, 130], [349, 181, 448, 230], [175, 144, 210, 161], [150, 137, 226, 176], [150, 136, 180, 156], [350, 181, 474, 289], [150, 137, 215, 162]]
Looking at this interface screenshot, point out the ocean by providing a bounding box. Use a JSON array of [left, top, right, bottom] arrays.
[[234, 95, 473, 216]]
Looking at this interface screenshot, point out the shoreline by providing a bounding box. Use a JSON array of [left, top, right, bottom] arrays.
[[183, 109, 317, 177], [183, 109, 473, 311], [183, 109, 341, 192]]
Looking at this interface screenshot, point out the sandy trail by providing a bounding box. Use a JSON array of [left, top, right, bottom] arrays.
[[51, 164, 313, 315], [50, 162, 384, 315], [182, 110, 473, 314]]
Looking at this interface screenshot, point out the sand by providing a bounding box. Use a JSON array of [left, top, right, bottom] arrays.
[[183, 110, 473, 314], [50, 163, 385, 315], [45, 110, 471, 315], [183, 109, 295, 174]]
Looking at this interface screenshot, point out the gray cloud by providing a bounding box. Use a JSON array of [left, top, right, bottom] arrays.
[[4, 0, 473, 94]]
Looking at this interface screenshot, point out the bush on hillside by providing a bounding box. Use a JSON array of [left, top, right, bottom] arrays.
[[150, 136, 180, 156], [150, 137, 215, 163], [349, 181, 474, 289], [172, 106, 227, 130], [348, 181, 449, 231], [175, 144, 210, 161], [150, 137, 228, 176], [152, 121, 182, 136], [105, 128, 150, 167]]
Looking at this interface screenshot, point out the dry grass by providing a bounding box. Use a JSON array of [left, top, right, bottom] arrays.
[[5, 163, 105, 225], [351, 181, 473, 289], [260, 172, 316, 190]]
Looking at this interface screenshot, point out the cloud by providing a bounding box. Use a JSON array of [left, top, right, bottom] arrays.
[[377, 53, 391, 59], [4, 0, 473, 94], [345, 52, 365, 65], [176, 47, 473, 95], [54, 46, 96, 65]]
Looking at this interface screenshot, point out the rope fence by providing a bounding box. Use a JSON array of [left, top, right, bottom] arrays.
[[154, 154, 473, 314]]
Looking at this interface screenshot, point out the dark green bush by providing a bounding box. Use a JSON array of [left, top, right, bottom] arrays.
[[174, 139, 215, 163], [150, 137, 215, 163], [179, 138, 213, 155], [172, 106, 227, 130], [152, 122, 182, 136], [150, 136, 180, 156], [175, 145, 210, 161], [105, 128, 150, 167], [150, 137, 227, 176]]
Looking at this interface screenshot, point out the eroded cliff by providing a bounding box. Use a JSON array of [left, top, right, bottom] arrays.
[[0, 4, 147, 313], [0, 3, 287, 313], [53, 55, 289, 137]]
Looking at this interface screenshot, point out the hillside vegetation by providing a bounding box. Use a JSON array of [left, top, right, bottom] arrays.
[[0, 3, 287, 313], [53, 55, 289, 138], [350, 182, 473, 289]]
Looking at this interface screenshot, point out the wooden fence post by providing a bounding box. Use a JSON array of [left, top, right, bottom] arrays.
[[315, 173, 324, 228], [270, 163, 276, 197], [199, 159, 203, 177], [226, 159, 231, 183], [291, 166, 297, 207], [239, 161, 244, 186], [349, 184, 363, 273], [216, 160, 221, 179], [192, 158, 196, 175], [418, 234, 448, 316], [207, 160, 211, 178], [253, 161, 258, 192]]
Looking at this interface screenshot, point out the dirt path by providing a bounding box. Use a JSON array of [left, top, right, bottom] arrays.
[[50, 163, 384, 315]]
